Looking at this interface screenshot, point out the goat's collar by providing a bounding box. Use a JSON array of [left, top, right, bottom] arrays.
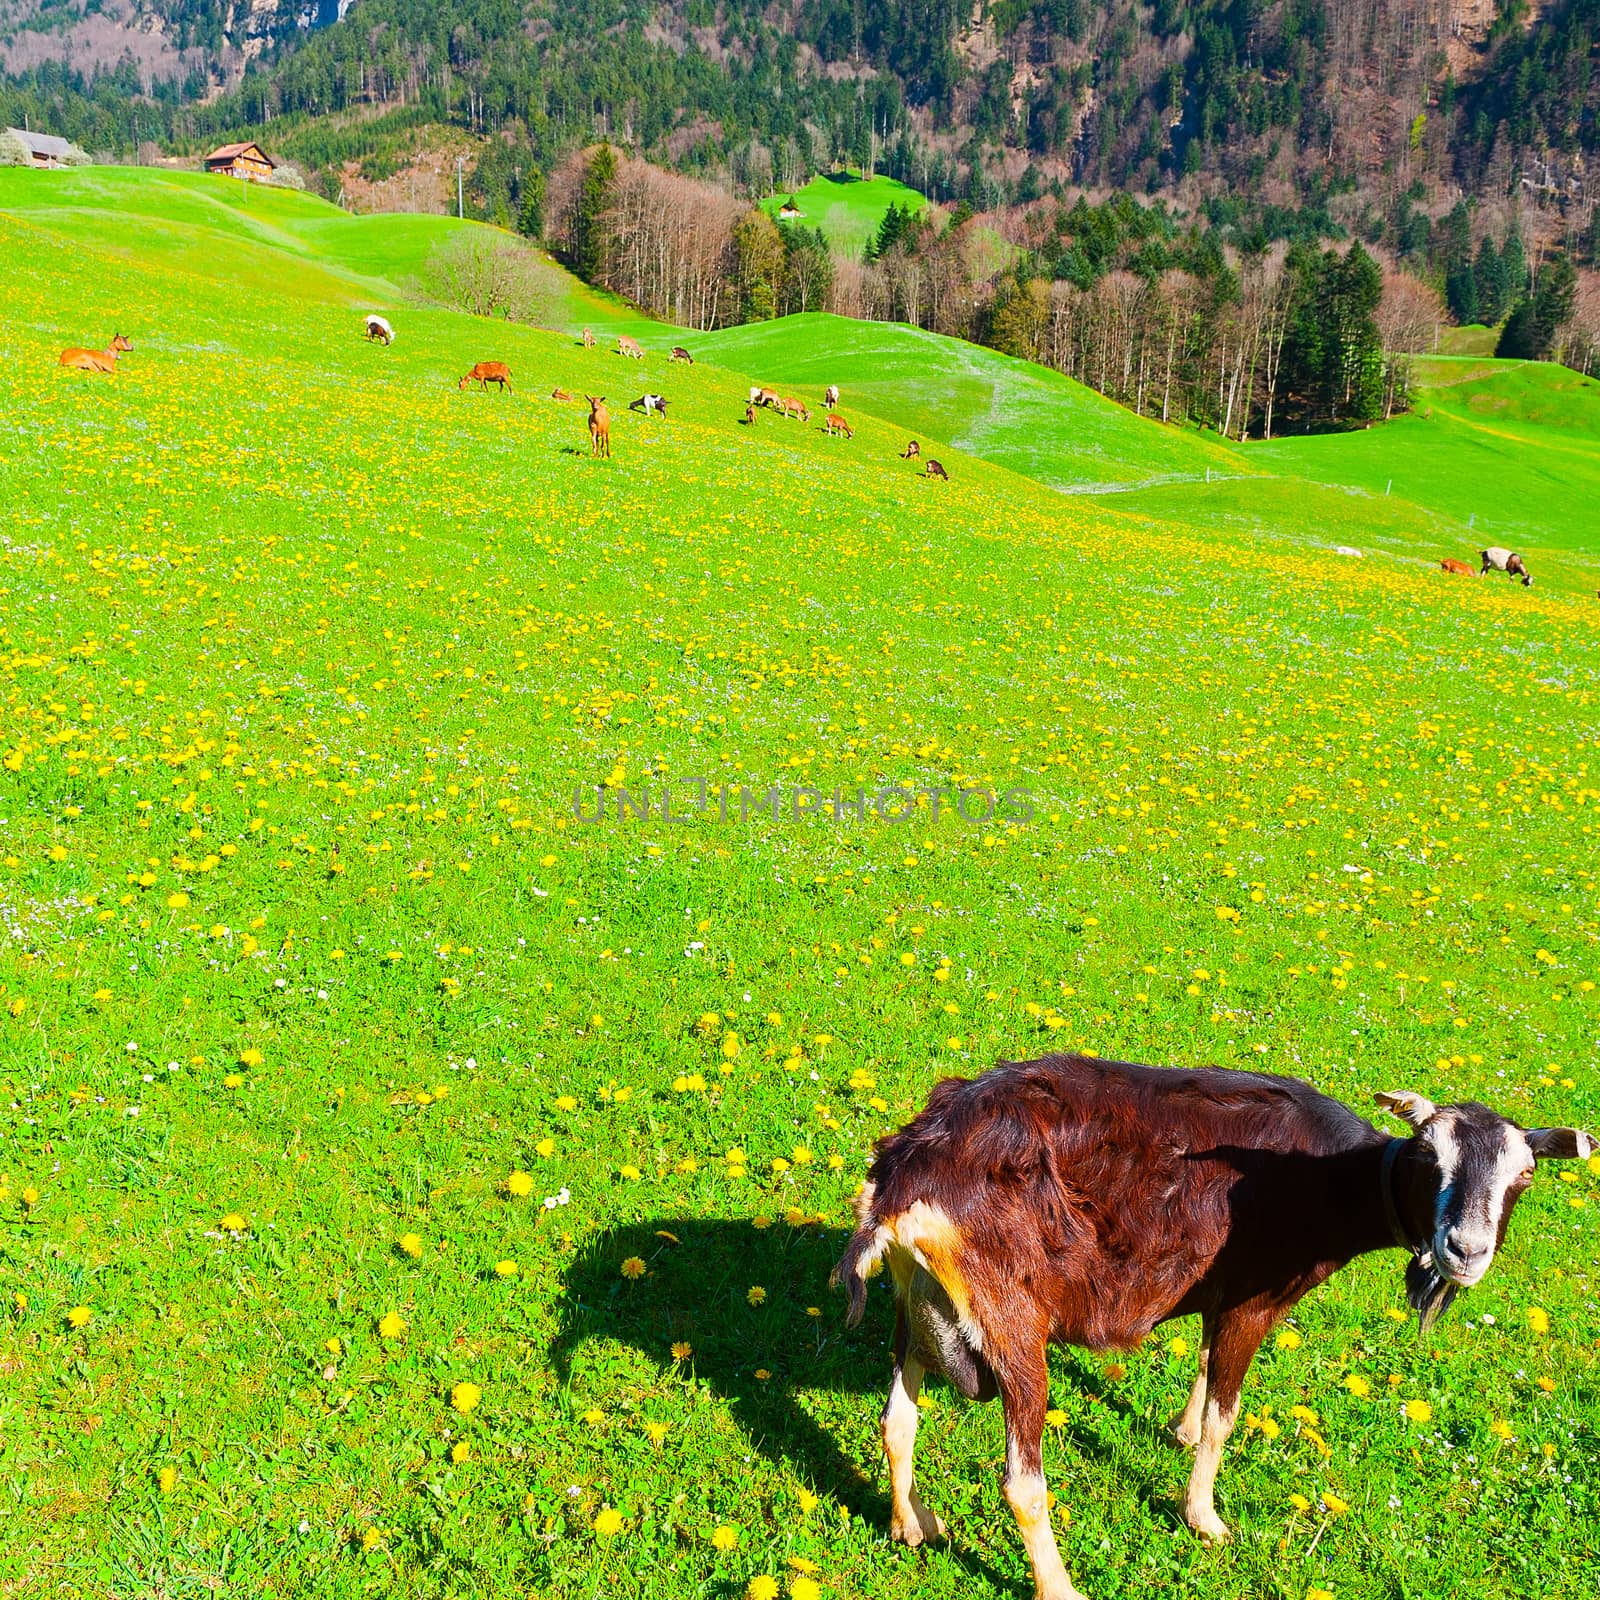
[[1380, 1136, 1420, 1253]]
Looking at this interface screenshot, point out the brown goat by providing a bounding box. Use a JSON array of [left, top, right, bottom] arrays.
[[742, 404, 758, 426], [778, 395, 810, 423], [1440, 557, 1475, 576], [581, 327, 596, 349], [459, 361, 512, 393], [924, 459, 949, 481], [586, 396, 611, 458], [618, 334, 646, 360], [900, 440, 920, 459], [824, 412, 854, 439], [552, 387, 575, 403], [59, 333, 132, 375], [670, 346, 694, 364], [834, 1054, 1592, 1600]]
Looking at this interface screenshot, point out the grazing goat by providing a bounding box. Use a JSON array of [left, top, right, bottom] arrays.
[[581, 327, 596, 349], [824, 383, 840, 408], [900, 440, 920, 459], [629, 393, 669, 417], [551, 387, 575, 403], [363, 314, 394, 346], [824, 412, 854, 439], [778, 395, 810, 423], [670, 346, 694, 364], [742, 404, 758, 426], [586, 397, 611, 458], [58, 333, 132, 375], [1440, 557, 1476, 576], [459, 361, 512, 393], [924, 459, 949, 481], [833, 1054, 1592, 1600], [1334, 545, 1362, 557], [1481, 546, 1532, 586], [618, 334, 646, 360]]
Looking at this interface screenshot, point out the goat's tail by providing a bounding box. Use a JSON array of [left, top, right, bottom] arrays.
[[829, 1182, 886, 1328]]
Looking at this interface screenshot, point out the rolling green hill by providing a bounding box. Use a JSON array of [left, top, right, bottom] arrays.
[[1, 161, 1598, 1600], [1250, 358, 1600, 555], [0, 166, 667, 337], [697, 312, 1247, 493], [758, 171, 930, 257]]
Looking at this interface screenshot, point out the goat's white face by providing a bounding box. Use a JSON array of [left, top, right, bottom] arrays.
[[1379, 1092, 1594, 1292]]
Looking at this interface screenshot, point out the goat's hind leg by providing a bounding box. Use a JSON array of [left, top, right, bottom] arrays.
[[882, 1298, 946, 1547]]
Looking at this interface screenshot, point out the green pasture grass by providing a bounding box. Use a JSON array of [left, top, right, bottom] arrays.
[[1250, 360, 1600, 562], [0, 166, 670, 339], [759, 171, 929, 257], [1435, 324, 1501, 358], [0, 172, 1597, 1600], [697, 312, 1246, 492]]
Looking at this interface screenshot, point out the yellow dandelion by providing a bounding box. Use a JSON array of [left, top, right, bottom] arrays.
[[1275, 1327, 1302, 1350], [711, 1525, 739, 1551], [377, 1311, 405, 1339], [157, 1465, 178, 1493], [791, 1580, 822, 1600], [747, 1285, 767, 1306], [398, 1232, 423, 1258], [1403, 1399, 1433, 1424], [621, 1257, 647, 1280], [451, 1381, 482, 1415], [593, 1507, 624, 1537], [1344, 1374, 1371, 1398], [1526, 1306, 1550, 1336], [748, 1579, 780, 1600], [451, 1440, 470, 1464], [66, 1305, 92, 1328], [507, 1170, 534, 1197], [219, 1212, 247, 1232], [494, 1259, 518, 1279], [671, 1341, 693, 1360]]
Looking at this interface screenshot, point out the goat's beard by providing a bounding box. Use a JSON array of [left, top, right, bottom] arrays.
[[1406, 1253, 1460, 1333]]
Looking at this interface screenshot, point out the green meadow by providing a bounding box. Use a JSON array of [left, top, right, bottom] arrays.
[[0, 169, 1596, 1600], [760, 172, 929, 258]]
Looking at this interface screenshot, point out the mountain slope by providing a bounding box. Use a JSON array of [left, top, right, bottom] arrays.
[[698, 312, 1247, 493]]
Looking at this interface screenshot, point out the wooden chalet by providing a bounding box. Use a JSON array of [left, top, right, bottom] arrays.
[[5, 128, 77, 168], [205, 141, 276, 181]]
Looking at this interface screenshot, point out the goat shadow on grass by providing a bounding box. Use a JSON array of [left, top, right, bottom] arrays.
[[550, 1217, 1027, 1596]]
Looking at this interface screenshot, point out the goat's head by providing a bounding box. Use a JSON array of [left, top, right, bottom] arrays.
[[112, 334, 133, 352], [1377, 1090, 1592, 1325]]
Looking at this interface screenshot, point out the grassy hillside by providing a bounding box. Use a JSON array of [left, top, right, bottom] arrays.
[[0, 166, 667, 338], [698, 312, 1247, 492], [1, 167, 1598, 1600], [759, 171, 928, 257], [1251, 358, 1600, 557]]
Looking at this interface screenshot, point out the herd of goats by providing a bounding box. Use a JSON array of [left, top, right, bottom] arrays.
[[50, 319, 1539, 585], [367, 313, 950, 476]]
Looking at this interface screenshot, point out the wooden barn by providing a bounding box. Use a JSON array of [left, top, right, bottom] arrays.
[[4, 129, 78, 168], [205, 142, 276, 182]]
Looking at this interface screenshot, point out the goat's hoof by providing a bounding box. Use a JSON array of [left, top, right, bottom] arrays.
[[1169, 1412, 1201, 1449], [1186, 1509, 1231, 1545], [891, 1500, 946, 1548]]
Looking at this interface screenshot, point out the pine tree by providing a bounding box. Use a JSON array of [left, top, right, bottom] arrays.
[[573, 144, 616, 284], [1472, 236, 1507, 324]]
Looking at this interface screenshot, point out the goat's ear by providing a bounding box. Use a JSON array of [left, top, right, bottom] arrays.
[[1375, 1090, 1438, 1128], [1527, 1127, 1596, 1161]]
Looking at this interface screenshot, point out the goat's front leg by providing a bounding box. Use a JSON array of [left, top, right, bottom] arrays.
[[1170, 1315, 1214, 1449], [1180, 1309, 1269, 1544], [999, 1346, 1087, 1600]]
